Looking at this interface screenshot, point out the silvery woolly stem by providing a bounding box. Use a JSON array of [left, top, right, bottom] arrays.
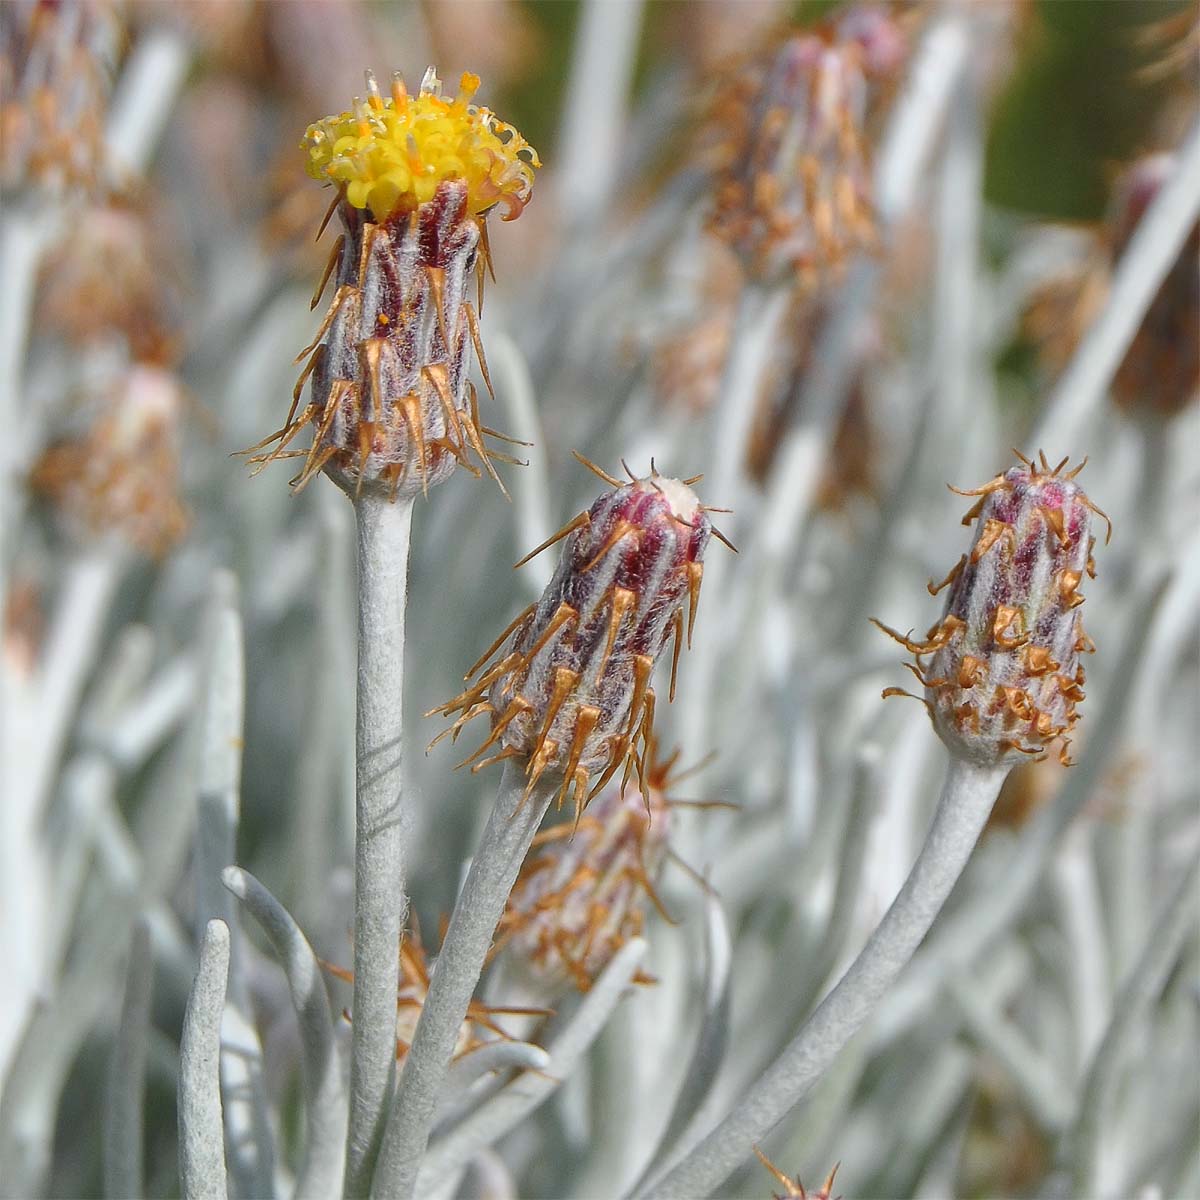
[[639, 756, 1008, 1198], [372, 760, 557, 1199], [345, 492, 415, 1197], [1070, 853, 1200, 1200], [222, 868, 346, 1200], [179, 919, 231, 1200], [104, 919, 154, 1200]]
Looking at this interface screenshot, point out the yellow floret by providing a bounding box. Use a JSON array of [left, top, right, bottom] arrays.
[[303, 68, 540, 222]]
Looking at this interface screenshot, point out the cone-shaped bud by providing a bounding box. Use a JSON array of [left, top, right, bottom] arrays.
[[705, 5, 905, 285], [497, 750, 684, 993], [38, 199, 182, 364], [875, 452, 1108, 767], [431, 462, 715, 821], [30, 364, 189, 557], [1108, 154, 1199, 419], [246, 68, 539, 500]]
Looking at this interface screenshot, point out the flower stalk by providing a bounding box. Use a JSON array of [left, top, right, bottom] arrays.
[[639, 757, 1009, 1197], [345, 491, 414, 1196]]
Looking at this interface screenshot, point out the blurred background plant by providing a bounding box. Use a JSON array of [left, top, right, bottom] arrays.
[[0, 1, 1197, 1199]]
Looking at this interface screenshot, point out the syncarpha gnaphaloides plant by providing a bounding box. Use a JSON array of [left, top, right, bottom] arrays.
[[372, 462, 721, 1195], [644, 452, 1111, 1198], [246, 67, 539, 499], [705, 3, 906, 286], [431, 458, 718, 823], [244, 65, 539, 1197], [873, 450, 1109, 767]]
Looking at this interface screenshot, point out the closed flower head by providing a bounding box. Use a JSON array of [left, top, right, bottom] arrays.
[[30, 364, 189, 557], [874, 451, 1109, 767], [245, 68, 539, 500], [431, 456, 728, 822], [705, 4, 905, 285], [497, 745, 714, 993]]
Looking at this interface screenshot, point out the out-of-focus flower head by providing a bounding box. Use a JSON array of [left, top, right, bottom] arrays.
[[1107, 153, 1199, 419], [875, 452, 1108, 768], [29, 363, 189, 557], [247, 68, 539, 501], [497, 744, 715, 993], [0, 0, 123, 195], [37, 195, 183, 364], [704, 4, 907, 286], [431, 458, 723, 823]]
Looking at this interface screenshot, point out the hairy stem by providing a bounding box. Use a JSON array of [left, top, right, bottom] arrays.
[[345, 493, 415, 1197], [179, 920, 230, 1200], [222, 867, 346, 1200], [639, 756, 1007, 1198], [372, 759, 557, 1198]]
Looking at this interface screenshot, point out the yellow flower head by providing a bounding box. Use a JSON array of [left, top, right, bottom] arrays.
[[302, 67, 540, 223]]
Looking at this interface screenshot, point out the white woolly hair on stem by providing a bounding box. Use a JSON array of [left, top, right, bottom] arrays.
[[1069, 852, 1200, 1200], [344, 492, 415, 1198], [193, 572, 275, 1200], [222, 867, 347, 1200], [371, 758, 559, 1199], [636, 755, 1009, 1198], [179, 919, 231, 1200]]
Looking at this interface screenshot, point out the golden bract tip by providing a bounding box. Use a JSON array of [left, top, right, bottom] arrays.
[[302, 66, 540, 223]]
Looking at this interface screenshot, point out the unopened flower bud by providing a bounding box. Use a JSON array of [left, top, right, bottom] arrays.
[[875, 451, 1109, 767], [0, 0, 121, 194], [246, 68, 539, 499], [431, 458, 722, 819], [30, 364, 189, 557], [497, 752, 678, 992], [705, 5, 905, 285]]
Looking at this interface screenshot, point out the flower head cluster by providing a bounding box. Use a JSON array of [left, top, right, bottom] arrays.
[[29, 365, 189, 557], [704, 4, 906, 285], [875, 452, 1107, 767], [431, 459, 718, 821], [303, 67, 540, 222], [248, 68, 538, 501], [496, 747, 704, 993]]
